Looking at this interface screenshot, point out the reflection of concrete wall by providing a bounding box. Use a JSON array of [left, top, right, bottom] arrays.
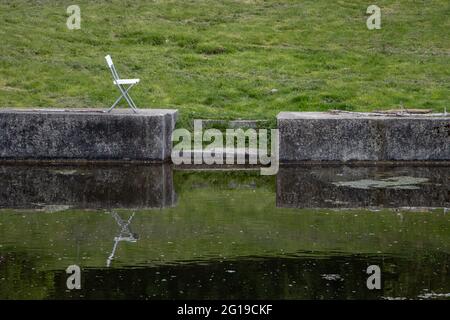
[[277, 166, 449, 208], [0, 164, 176, 209]]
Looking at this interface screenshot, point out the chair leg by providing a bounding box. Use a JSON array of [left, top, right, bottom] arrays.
[[107, 84, 136, 113], [125, 94, 139, 113], [122, 84, 138, 113], [107, 94, 124, 112], [117, 84, 138, 113], [124, 90, 138, 111]]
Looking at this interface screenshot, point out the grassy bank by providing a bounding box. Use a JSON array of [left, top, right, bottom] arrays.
[[0, 0, 448, 127]]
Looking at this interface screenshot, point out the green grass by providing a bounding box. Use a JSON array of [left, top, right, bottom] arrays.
[[0, 0, 449, 128]]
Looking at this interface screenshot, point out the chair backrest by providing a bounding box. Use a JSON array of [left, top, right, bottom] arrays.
[[105, 55, 120, 81], [105, 55, 113, 67]]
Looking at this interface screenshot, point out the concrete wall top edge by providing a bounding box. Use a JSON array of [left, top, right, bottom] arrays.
[[277, 111, 450, 120], [0, 108, 178, 117]]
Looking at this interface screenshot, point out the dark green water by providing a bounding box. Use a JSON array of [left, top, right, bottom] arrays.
[[0, 165, 448, 299]]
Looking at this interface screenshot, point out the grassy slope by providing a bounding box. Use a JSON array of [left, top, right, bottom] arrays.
[[0, 0, 448, 127]]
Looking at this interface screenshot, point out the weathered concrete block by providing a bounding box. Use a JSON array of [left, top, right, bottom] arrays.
[[277, 112, 450, 162], [0, 109, 177, 161], [277, 165, 449, 209], [0, 164, 176, 209]]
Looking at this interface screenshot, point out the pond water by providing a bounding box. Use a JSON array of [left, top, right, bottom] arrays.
[[0, 164, 448, 299]]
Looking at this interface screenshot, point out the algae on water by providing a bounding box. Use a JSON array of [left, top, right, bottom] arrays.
[[332, 176, 429, 190]]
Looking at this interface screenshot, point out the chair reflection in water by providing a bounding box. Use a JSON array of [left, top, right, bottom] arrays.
[[106, 211, 138, 267]]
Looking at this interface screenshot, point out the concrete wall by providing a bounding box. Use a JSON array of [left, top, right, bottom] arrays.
[[278, 112, 450, 162], [0, 109, 177, 161]]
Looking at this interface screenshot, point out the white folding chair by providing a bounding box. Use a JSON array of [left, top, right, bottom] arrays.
[[105, 55, 140, 113]]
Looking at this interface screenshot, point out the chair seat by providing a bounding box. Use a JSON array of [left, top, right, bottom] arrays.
[[113, 79, 140, 85]]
